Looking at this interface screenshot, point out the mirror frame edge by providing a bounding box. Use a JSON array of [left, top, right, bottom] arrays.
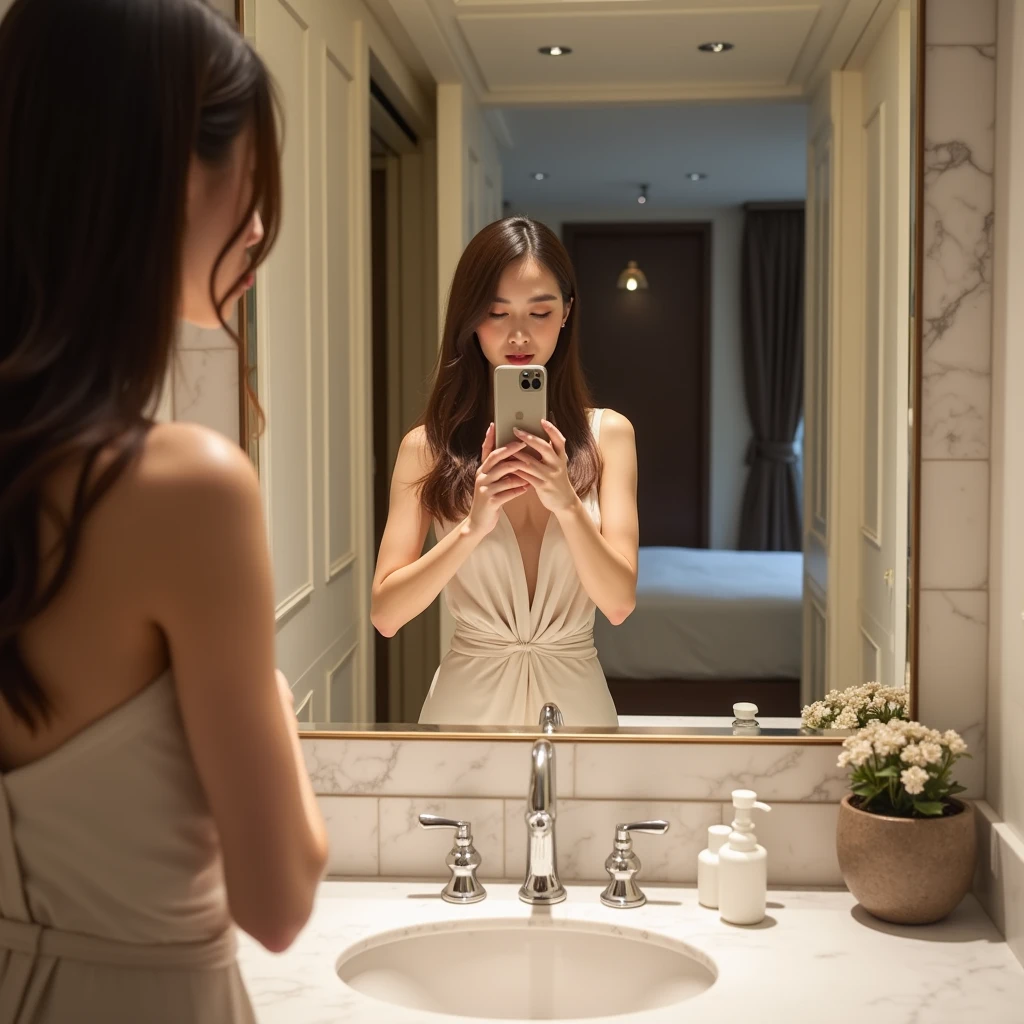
[[231, 0, 926, 745], [907, 0, 926, 737]]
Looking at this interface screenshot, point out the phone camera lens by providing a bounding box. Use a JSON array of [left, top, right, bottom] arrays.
[[531, 378, 541, 389], [520, 379, 531, 390], [521, 370, 529, 377]]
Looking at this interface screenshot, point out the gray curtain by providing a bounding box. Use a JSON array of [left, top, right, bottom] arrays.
[[738, 206, 805, 552]]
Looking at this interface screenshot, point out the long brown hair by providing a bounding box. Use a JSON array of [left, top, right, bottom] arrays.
[[420, 217, 600, 522], [0, 0, 282, 728]]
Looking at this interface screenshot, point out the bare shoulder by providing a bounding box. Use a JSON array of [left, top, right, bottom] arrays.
[[597, 409, 636, 448], [129, 422, 262, 534], [142, 421, 254, 476], [395, 424, 435, 478]]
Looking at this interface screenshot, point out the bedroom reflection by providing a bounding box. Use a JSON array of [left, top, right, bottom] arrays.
[[496, 108, 805, 729]]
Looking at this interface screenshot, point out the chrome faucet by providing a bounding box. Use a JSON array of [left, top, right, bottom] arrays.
[[539, 702, 563, 734], [519, 735, 567, 905]]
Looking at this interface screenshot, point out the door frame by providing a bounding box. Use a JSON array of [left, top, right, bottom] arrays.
[[561, 221, 713, 548]]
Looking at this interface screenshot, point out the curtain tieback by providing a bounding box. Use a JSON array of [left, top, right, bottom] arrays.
[[745, 438, 798, 466]]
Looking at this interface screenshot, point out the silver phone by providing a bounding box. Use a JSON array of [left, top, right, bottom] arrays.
[[494, 364, 548, 449]]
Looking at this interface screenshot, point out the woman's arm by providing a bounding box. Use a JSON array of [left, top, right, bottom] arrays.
[[370, 425, 528, 637], [513, 412, 638, 624], [145, 423, 327, 954]]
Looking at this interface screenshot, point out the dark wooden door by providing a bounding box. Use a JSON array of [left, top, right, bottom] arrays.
[[563, 223, 710, 548]]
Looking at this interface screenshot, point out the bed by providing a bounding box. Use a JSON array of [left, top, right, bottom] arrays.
[[594, 547, 804, 717]]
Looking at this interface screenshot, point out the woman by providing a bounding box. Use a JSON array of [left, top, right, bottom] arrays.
[[372, 218, 639, 727], [0, 1, 326, 1020]]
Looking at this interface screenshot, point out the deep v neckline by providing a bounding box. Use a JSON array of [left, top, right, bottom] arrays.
[[500, 507, 553, 615]]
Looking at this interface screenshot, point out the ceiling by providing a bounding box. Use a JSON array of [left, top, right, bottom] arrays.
[[368, 0, 896, 106], [499, 102, 808, 208]]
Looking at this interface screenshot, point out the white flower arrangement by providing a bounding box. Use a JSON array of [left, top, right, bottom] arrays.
[[838, 719, 970, 818], [801, 682, 910, 730]]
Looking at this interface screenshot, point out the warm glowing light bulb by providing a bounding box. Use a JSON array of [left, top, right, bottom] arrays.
[[626, 278, 638, 292]]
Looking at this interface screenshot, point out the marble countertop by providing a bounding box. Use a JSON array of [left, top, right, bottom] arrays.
[[237, 879, 1024, 1023]]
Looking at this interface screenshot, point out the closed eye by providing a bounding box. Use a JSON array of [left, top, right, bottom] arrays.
[[487, 310, 553, 320]]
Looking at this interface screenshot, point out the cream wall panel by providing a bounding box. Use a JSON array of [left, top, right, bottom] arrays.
[[251, 0, 375, 719], [324, 53, 356, 578], [257, 0, 314, 615]]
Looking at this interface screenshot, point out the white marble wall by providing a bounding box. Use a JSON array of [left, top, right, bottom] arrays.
[[166, 321, 241, 441], [305, 737, 848, 885], [917, 0, 996, 798]]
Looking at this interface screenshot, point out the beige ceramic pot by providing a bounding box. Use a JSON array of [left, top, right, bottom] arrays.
[[836, 794, 976, 925]]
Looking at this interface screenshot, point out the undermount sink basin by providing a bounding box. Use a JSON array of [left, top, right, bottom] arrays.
[[336, 918, 717, 1020]]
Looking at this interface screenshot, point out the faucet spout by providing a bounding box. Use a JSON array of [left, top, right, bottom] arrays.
[[527, 737, 555, 815], [519, 738, 567, 905]]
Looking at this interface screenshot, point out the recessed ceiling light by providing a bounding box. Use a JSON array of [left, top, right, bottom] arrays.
[[686, 172, 707, 182], [531, 171, 549, 181], [539, 46, 572, 57], [698, 41, 734, 54]]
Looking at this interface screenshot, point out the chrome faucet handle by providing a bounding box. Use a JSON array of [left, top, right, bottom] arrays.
[[539, 703, 564, 733], [418, 814, 487, 905], [600, 819, 670, 909]]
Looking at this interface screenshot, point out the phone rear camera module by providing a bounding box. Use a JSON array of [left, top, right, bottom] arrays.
[[520, 379, 531, 390], [531, 378, 541, 389]]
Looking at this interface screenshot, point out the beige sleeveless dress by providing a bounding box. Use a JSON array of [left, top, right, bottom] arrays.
[[0, 671, 255, 1024], [419, 409, 619, 728]]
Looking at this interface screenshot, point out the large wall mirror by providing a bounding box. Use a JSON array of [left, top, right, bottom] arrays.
[[240, 0, 922, 741]]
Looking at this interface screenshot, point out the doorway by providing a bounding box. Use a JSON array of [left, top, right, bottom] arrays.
[[562, 223, 711, 548], [370, 135, 392, 722], [367, 78, 441, 724]]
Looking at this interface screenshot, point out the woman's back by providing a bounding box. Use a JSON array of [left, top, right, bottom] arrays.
[[0, 0, 328, 1018], [2, 428, 189, 773], [0, 426, 257, 1023]]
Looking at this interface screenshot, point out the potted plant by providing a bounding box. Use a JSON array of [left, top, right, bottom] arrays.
[[801, 682, 910, 730], [835, 719, 976, 925]]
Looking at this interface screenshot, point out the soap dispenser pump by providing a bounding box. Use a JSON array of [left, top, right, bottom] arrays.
[[718, 788, 772, 925]]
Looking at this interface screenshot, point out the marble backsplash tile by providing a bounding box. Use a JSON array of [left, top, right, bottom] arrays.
[[726, 801, 842, 887], [379, 797, 506, 880], [917, 590, 988, 796], [919, 461, 990, 590], [302, 737, 848, 804], [572, 742, 848, 803], [303, 739, 574, 800], [307, 740, 849, 886], [321, 796, 378, 877], [317, 792, 845, 887], [503, 798, 721, 885]]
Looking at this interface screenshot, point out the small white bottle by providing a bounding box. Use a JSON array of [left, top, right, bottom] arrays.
[[697, 824, 733, 908], [731, 702, 760, 728], [718, 788, 772, 925]]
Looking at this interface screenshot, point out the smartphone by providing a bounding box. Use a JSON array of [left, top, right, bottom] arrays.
[[494, 364, 548, 449]]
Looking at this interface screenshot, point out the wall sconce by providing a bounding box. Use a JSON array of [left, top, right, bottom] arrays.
[[617, 260, 649, 292]]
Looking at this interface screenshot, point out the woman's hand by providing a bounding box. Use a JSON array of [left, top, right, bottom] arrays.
[[512, 420, 580, 514], [467, 423, 530, 534]]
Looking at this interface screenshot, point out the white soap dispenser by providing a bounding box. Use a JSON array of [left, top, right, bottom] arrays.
[[697, 824, 733, 908], [718, 788, 772, 925]]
